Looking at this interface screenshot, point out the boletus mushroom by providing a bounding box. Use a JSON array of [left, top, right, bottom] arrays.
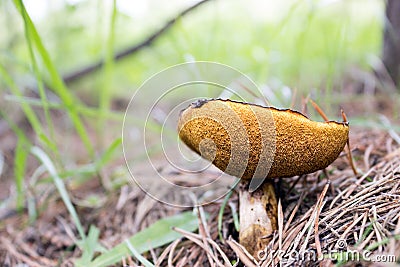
[[177, 99, 349, 258]]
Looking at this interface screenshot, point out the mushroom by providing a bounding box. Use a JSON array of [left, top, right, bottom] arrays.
[[177, 99, 349, 258]]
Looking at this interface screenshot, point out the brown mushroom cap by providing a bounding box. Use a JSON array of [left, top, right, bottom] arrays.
[[178, 99, 349, 179]]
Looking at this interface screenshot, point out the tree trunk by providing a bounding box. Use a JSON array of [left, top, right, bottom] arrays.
[[382, 0, 400, 87]]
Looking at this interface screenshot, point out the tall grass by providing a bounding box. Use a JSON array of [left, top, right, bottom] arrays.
[[13, 0, 94, 157], [0, 0, 122, 260], [98, 0, 117, 146]]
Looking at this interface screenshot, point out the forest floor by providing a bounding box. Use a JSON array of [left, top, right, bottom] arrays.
[[0, 92, 399, 266]]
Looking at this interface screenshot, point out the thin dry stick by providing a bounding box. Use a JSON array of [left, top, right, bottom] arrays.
[[284, 199, 316, 230], [273, 222, 306, 263], [353, 211, 360, 238], [172, 247, 186, 265], [196, 206, 215, 267], [176, 254, 189, 267], [15, 240, 57, 267], [338, 212, 365, 241], [384, 147, 400, 161], [389, 216, 400, 256], [357, 231, 375, 251], [342, 168, 375, 200], [179, 225, 231, 266], [345, 137, 359, 176], [204, 238, 232, 267], [116, 185, 130, 210], [193, 252, 205, 267], [329, 188, 349, 209], [173, 227, 225, 267], [126, 254, 135, 266], [55, 216, 78, 244], [286, 174, 306, 195], [190, 247, 203, 267], [176, 225, 232, 266], [370, 206, 384, 253], [294, 210, 318, 253], [237, 82, 262, 100], [322, 183, 392, 223], [0, 237, 44, 267], [321, 216, 361, 237], [314, 182, 330, 261], [149, 245, 157, 263], [167, 238, 181, 267], [283, 192, 306, 233], [277, 199, 283, 253], [309, 99, 329, 122], [364, 144, 374, 170], [301, 94, 310, 116], [290, 87, 298, 109], [322, 220, 342, 239], [358, 211, 370, 246], [260, 232, 278, 267], [383, 206, 400, 228], [346, 185, 394, 209], [389, 176, 400, 194], [226, 237, 258, 267], [341, 109, 358, 176], [155, 238, 180, 266]]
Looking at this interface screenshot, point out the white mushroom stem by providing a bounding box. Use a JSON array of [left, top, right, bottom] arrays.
[[239, 180, 278, 259]]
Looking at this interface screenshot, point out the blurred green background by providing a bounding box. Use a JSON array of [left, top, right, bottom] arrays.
[[1, 0, 383, 102]]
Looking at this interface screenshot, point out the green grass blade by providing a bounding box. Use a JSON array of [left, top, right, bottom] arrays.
[[95, 137, 121, 170], [98, 0, 117, 144], [14, 136, 29, 212], [36, 138, 121, 186], [75, 225, 107, 266], [13, 0, 94, 156], [0, 110, 32, 212], [365, 234, 400, 252], [125, 240, 155, 267], [218, 189, 233, 241], [88, 211, 199, 267], [355, 224, 374, 248], [30, 146, 86, 241], [20, 3, 57, 157], [230, 201, 240, 232], [4, 94, 125, 121], [0, 64, 44, 139]]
